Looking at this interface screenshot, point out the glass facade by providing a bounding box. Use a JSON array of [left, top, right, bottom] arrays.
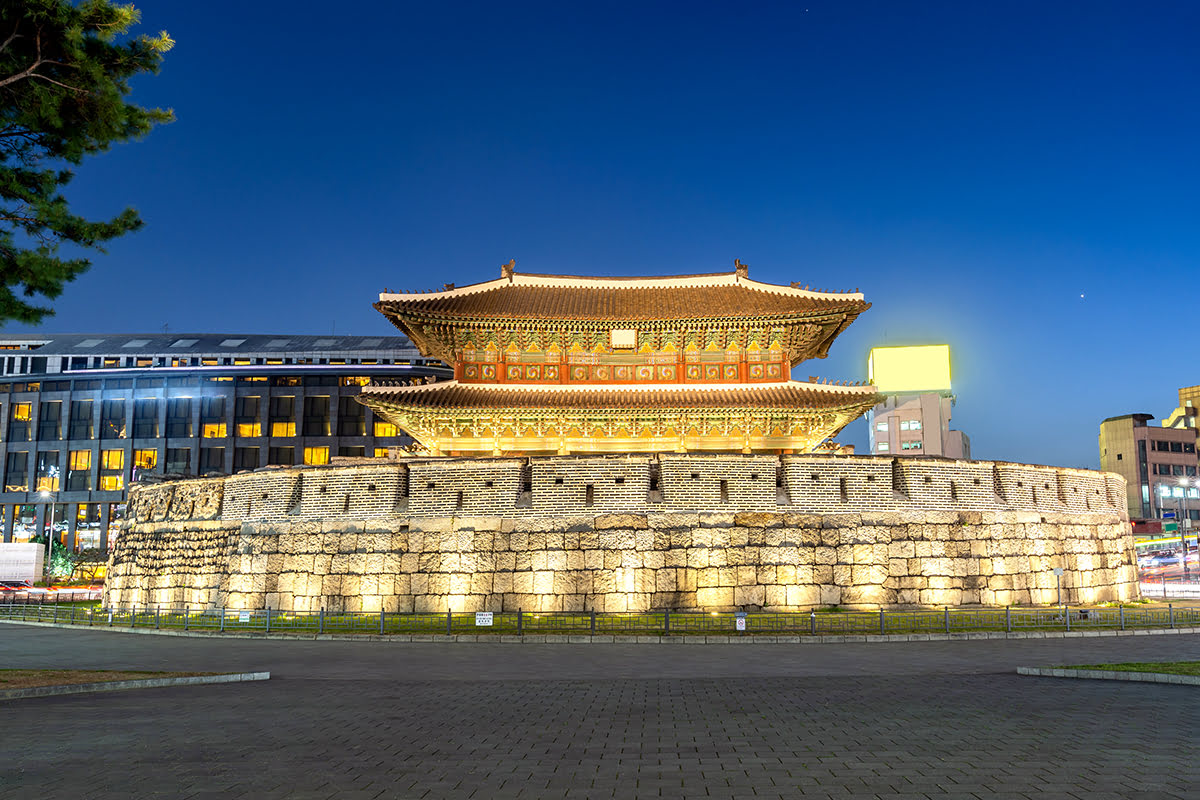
[[0, 332, 450, 553]]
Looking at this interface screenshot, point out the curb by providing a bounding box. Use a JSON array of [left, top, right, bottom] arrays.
[[4, 619, 1200, 644], [1016, 666, 1200, 686], [0, 671, 270, 701]]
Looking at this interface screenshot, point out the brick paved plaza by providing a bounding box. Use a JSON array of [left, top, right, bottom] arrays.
[[2, 626, 1198, 799]]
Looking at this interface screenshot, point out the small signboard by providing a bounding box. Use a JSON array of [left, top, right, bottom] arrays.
[[238, 611, 251, 623], [1165, 522, 1179, 533], [1052, 567, 1064, 576], [1163, 511, 1177, 519], [475, 611, 494, 627], [735, 617, 747, 631]]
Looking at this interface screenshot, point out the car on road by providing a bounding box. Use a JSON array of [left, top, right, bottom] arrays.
[[1139, 552, 1181, 569]]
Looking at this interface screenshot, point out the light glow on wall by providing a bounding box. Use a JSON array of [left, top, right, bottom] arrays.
[[868, 345, 952, 394]]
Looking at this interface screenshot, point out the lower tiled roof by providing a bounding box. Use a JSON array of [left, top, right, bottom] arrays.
[[358, 380, 879, 410]]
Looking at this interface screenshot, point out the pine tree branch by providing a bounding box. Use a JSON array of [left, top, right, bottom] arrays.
[[0, 28, 42, 89], [0, 21, 21, 55]]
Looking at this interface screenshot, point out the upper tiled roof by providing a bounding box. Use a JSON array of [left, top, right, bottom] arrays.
[[359, 380, 879, 411], [376, 270, 868, 323]]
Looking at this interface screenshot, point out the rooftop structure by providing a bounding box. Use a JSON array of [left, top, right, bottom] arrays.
[[865, 345, 969, 459], [361, 261, 880, 456]]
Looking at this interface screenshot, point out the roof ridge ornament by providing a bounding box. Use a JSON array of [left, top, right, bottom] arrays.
[[734, 258, 748, 279], [501, 259, 516, 281]]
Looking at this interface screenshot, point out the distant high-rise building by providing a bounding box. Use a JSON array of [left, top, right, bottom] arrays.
[[866, 345, 970, 460]]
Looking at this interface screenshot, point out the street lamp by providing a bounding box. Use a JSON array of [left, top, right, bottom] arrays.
[[39, 489, 57, 584]]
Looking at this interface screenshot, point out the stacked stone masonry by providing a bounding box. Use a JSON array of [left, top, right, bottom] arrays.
[[105, 455, 1139, 612]]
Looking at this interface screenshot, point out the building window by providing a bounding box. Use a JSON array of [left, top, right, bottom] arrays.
[[5, 451, 28, 491], [35, 451, 60, 491], [875, 420, 888, 432], [339, 446, 365, 458], [37, 401, 62, 441], [338, 396, 366, 436], [234, 447, 259, 472], [268, 446, 295, 466], [303, 446, 329, 465], [165, 448, 190, 474], [374, 420, 398, 437], [902, 440, 924, 450], [200, 397, 227, 438], [99, 449, 124, 491], [270, 396, 295, 437], [235, 396, 261, 437], [877, 442, 889, 452], [166, 398, 192, 438], [133, 399, 158, 438], [373, 448, 389, 458], [8, 401, 31, 441], [302, 396, 330, 436], [199, 447, 224, 474], [99, 399, 126, 439], [341, 376, 370, 387], [1116, 453, 1123, 461], [67, 450, 91, 491], [133, 449, 157, 470]]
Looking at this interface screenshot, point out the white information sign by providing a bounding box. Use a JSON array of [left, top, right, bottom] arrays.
[[475, 611, 494, 627], [735, 617, 746, 632], [239, 611, 251, 623], [1052, 567, 1064, 576]]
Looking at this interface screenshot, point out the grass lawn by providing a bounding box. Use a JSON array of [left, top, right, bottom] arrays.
[[1063, 661, 1200, 677], [0, 669, 217, 690]]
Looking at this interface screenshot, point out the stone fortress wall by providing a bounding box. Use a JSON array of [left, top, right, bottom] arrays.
[[105, 454, 1139, 612]]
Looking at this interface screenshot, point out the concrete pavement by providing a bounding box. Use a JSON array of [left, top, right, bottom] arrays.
[[2, 624, 1198, 799]]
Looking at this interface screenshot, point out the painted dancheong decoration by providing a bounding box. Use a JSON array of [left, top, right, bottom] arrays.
[[359, 260, 879, 456]]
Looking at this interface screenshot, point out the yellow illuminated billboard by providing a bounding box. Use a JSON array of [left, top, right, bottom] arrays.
[[868, 345, 951, 394]]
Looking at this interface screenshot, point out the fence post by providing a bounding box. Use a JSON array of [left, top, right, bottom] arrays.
[[319, 606, 324, 635], [944, 606, 950, 634], [380, 608, 385, 636], [1064, 605, 1070, 632], [590, 610, 596, 635], [219, 607, 225, 633], [1005, 606, 1011, 634], [52, 602, 58, 624], [664, 609, 670, 637], [156, 605, 160, 629], [879, 608, 885, 636], [184, 606, 189, 631], [1119, 604, 1124, 631], [446, 608, 452, 636], [131, 605, 136, 628], [1164, 576, 1167, 598], [70, 605, 75, 625], [1169, 603, 1174, 629], [265, 607, 272, 634], [517, 608, 523, 636], [810, 610, 816, 636]]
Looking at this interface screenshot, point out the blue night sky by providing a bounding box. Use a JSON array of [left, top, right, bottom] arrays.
[[5, 1, 1197, 469]]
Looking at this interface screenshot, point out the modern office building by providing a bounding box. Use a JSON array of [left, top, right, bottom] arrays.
[[1100, 411, 1199, 522], [865, 345, 970, 459], [0, 333, 450, 552]]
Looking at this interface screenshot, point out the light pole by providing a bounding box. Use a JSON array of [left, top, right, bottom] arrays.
[[39, 489, 57, 584], [1180, 478, 1196, 581]]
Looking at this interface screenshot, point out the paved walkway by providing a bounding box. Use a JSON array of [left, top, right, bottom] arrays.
[[2, 624, 1199, 799]]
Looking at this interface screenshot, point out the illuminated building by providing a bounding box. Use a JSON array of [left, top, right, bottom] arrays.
[[0, 334, 449, 552], [1100, 410, 1199, 522], [359, 261, 880, 456], [865, 345, 970, 459]]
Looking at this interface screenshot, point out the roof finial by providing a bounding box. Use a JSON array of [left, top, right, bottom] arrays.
[[734, 258, 748, 279], [501, 259, 516, 280]]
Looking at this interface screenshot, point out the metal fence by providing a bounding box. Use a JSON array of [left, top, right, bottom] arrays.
[[3, 598, 1200, 637]]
